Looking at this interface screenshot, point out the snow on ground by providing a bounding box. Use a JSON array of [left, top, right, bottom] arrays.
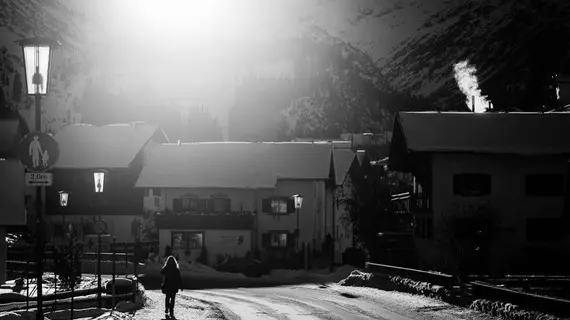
[[261, 264, 356, 282]]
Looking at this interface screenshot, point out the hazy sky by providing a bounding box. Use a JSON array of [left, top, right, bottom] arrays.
[[58, 0, 446, 135]]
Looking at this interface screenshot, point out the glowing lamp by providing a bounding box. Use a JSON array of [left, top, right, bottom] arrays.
[[58, 190, 69, 207], [94, 171, 107, 193], [15, 37, 60, 95], [292, 194, 303, 209]]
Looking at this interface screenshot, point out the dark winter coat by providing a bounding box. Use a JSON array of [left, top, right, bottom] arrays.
[[160, 265, 182, 295]]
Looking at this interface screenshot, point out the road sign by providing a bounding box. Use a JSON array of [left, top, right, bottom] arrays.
[[25, 172, 53, 186], [18, 131, 60, 172]]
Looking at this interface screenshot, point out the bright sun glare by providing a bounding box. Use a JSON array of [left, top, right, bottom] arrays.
[[453, 60, 492, 113]]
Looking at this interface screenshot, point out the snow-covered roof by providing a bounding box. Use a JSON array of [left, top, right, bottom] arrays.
[[53, 122, 162, 169], [136, 142, 334, 189], [392, 111, 570, 156]]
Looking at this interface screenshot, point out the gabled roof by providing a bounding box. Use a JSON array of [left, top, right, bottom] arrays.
[[333, 148, 356, 186], [54, 122, 165, 169], [392, 111, 570, 156], [136, 142, 334, 189]]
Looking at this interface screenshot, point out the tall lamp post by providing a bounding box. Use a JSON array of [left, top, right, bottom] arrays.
[[93, 170, 107, 308], [292, 194, 303, 252], [58, 191, 74, 319], [16, 37, 60, 320]]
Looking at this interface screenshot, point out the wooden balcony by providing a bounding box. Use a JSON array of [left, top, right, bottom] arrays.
[[155, 210, 255, 230]]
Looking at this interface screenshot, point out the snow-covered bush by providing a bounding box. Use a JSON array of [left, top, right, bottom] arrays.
[[470, 299, 563, 320]]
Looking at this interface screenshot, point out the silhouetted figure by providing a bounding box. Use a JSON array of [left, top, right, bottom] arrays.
[[161, 256, 183, 318]]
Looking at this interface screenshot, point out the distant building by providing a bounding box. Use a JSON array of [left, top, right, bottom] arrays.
[[45, 122, 169, 246], [135, 142, 357, 266], [388, 111, 570, 275]]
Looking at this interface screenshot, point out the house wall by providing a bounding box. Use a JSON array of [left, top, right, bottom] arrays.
[[143, 188, 256, 213], [47, 214, 140, 244], [256, 180, 327, 249], [145, 181, 332, 257], [329, 178, 354, 264], [158, 229, 252, 266], [418, 153, 570, 274]]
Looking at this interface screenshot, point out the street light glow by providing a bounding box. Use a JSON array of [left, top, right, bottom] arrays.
[[15, 37, 60, 95]]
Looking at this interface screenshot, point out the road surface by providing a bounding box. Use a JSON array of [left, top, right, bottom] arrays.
[[177, 283, 492, 320]]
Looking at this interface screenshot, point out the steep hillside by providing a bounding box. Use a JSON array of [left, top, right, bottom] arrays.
[[228, 28, 428, 141], [381, 0, 570, 110]]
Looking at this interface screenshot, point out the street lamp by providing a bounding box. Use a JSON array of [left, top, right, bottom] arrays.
[[94, 171, 106, 193], [93, 170, 107, 307], [16, 36, 60, 320], [292, 194, 303, 252], [58, 190, 69, 207]]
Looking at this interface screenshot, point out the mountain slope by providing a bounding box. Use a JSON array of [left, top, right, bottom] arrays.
[[380, 0, 570, 110], [228, 27, 429, 141]]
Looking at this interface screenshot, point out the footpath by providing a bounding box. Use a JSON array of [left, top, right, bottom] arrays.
[[132, 290, 224, 320]]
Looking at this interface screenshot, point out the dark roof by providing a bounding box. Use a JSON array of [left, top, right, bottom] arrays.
[[54, 122, 164, 169], [333, 149, 356, 186], [136, 142, 334, 189], [392, 112, 570, 156]]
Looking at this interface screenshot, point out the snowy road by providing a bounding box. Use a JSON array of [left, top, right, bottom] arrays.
[[180, 283, 492, 320]]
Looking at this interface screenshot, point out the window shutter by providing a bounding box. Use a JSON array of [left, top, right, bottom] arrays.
[[261, 233, 270, 247], [286, 199, 295, 213], [173, 199, 182, 211], [262, 199, 271, 213]]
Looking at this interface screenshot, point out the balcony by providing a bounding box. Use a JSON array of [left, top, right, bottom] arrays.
[[155, 210, 255, 230]]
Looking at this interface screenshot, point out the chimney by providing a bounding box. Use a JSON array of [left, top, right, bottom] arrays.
[[471, 96, 475, 112], [558, 74, 570, 108]]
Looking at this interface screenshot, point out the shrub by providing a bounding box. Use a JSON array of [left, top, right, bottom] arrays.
[[470, 299, 563, 320], [52, 240, 83, 290]]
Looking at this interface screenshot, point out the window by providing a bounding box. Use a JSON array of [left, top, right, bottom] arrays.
[[526, 218, 563, 242], [526, 174, 565, 196], [271, 199, 288, 214], [453, 173, 491, 196], [271, 233, 288, 247], [262, 231, 294, 248], [172, 232, 204, 251], [262, 198, 295, 214], [154, 196, 160, 208]]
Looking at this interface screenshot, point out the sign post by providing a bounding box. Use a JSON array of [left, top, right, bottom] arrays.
[[18, 131, 59, 320]]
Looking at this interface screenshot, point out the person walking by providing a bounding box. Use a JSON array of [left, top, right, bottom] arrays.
[[161, 255, 183, 318]]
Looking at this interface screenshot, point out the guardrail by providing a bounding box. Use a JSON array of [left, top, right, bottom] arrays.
[[365, 262, 457, 289]]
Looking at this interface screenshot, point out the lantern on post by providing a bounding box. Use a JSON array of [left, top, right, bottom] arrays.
[[15, 37, 60, 96], [93, 170, 107, 193], [291, 194, 304, 251], [59, 190, 69, 207]]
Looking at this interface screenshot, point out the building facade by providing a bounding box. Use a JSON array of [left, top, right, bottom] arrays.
[[136, 142, 355, 266], [45, 122, 169, 246], [389, 111, 570, 275]]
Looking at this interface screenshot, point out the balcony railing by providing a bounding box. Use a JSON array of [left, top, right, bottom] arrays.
[[158, 209, 256, 217], [155, 210, 255, 230]]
